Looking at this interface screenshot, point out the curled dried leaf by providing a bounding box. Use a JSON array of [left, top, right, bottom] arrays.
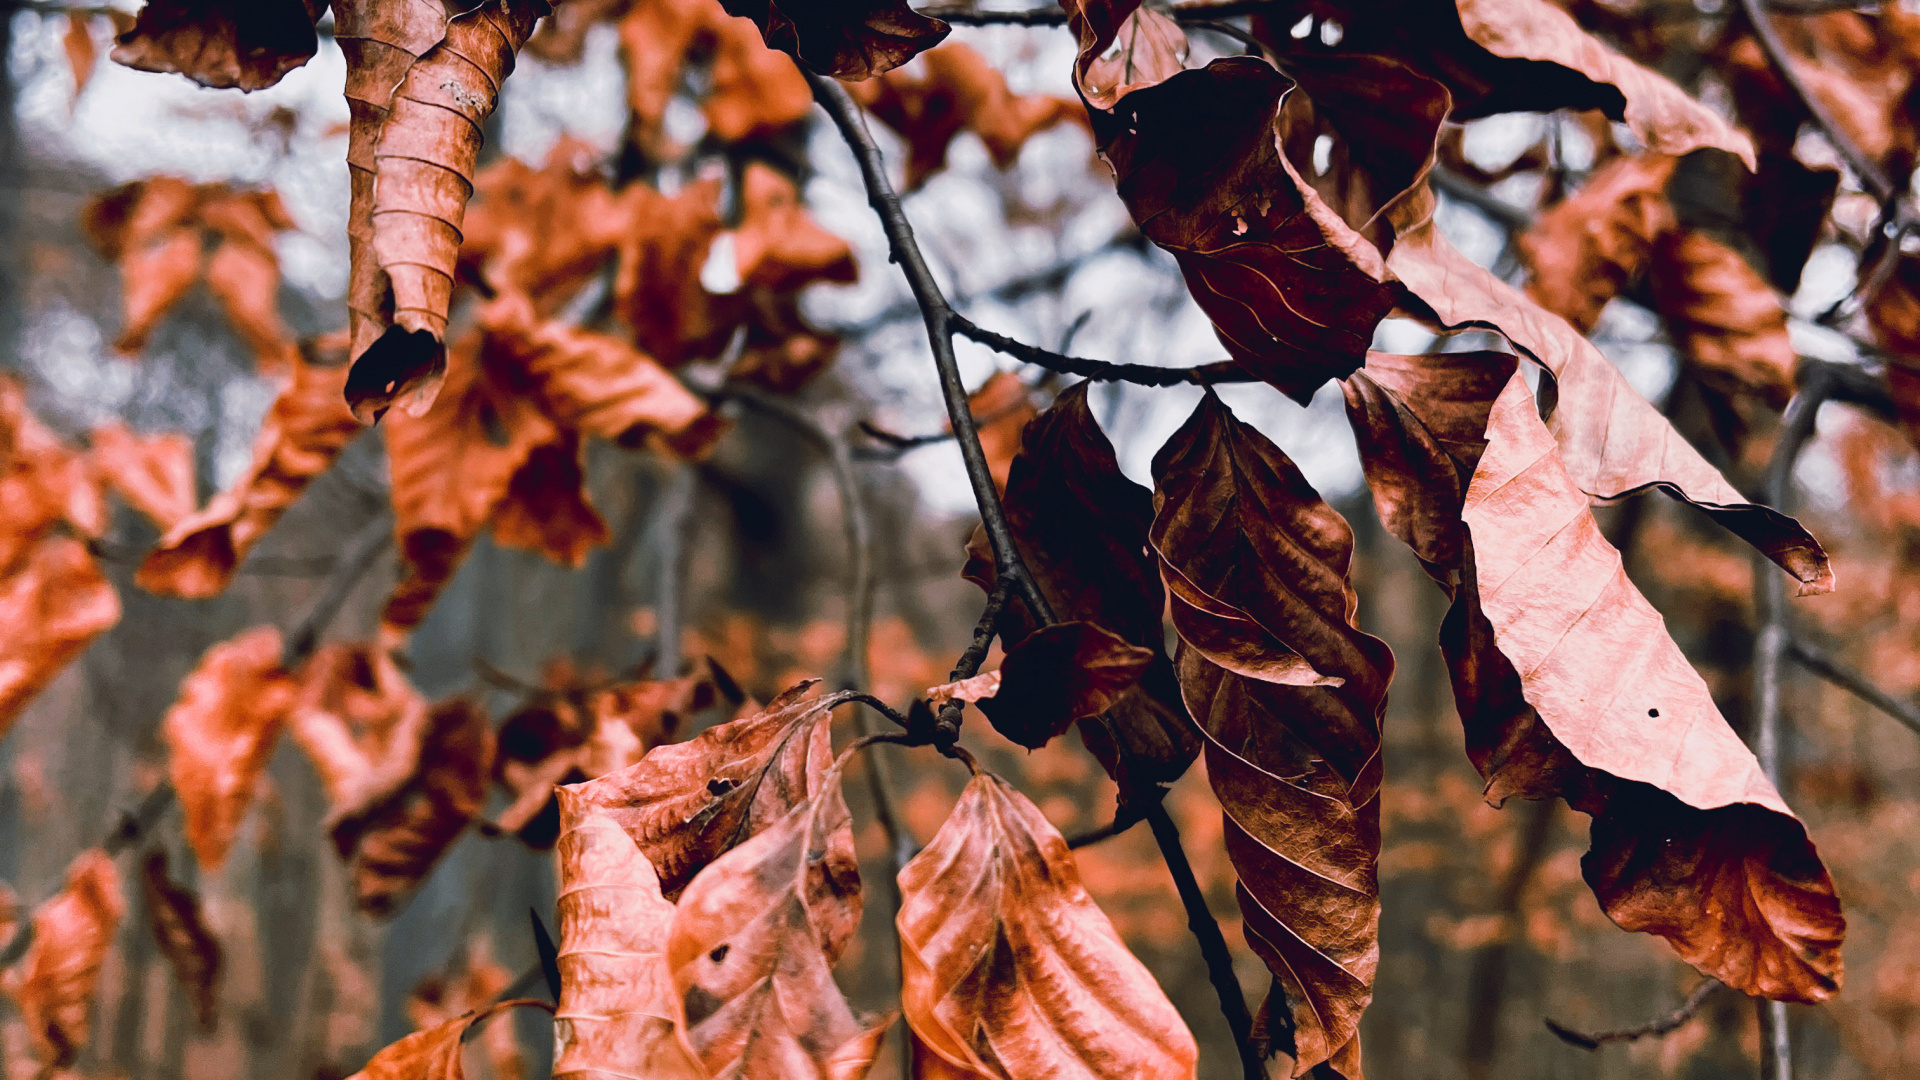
[[718, 0, 947, 78], [459, 138, 632, 310], [1518, 153, 1678, 334], [137, 355, 359, 599], [289, 642, 434, 837], [163, 625, 298, 872], [345, 1000, 553, 1080], [898, 770, 1197, 1079], [110, 0, 325, 91], [347, 698, 495, 916], [88, 422, 195, 534], [0, 537, 120, 743], [971, 622, 1153, 752], [0, 376, 107, 566], [140, 851, 222, 1032], [618, 0, 811, 159], [5, 851, 124, 1069]]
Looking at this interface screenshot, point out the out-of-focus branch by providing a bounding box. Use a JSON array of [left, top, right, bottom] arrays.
[[1787, 638, 1920, 737], [1736, 0, 1897, 206], [1545, 980, 1724, 1049]]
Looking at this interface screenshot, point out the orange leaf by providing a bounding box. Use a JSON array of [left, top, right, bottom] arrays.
[[289, 642, 434, 836], [138, 354, 359, 599], [4, 851, 124, 1069], [957, 371, 1032, 495], [109, 0, 325, 91], [618, 0, 811, 158], [345, 1000, 552, 1080], [345, 697, 494, 916], [63, 13, 95, 100], [460, 138, 634, 310], [551, 794, 704, 1080], [565, 681, 849, 899], [0, 537, 120, 744], [1517, 153, 1678, 334], [408, 940, 523, 1080], [1649, 229, 1797, 407], [163, 625, 297, 871], [140, 851, 222, 1032], [663, 751, 887, 1078], [897, 771, 1197, 1079], [719, 0, 947, 79], [0, 377, 106, 561], [88, 422, 195, 534]]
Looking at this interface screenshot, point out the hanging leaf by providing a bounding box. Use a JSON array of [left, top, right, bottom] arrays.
[[0, 537, 120, 743], [459, 137, 634, 309], [344, 1000, 553, 1080], [140, 850, 223, 1032], [347, 698, 495, 915], [551, 793, 705, 1080], [407, 940, 523, 1080], [717, 0, 947, 79], [663, 751, 888, 1079], [847, 42, 1085, 189], [3, 851, 124, 1069], [289, 642, 435, 839], [163, 625, 298, 872], [88, 422, 196, 534], [0, 376, 107, 567], [1517, 152, 1678, 334], [566, 681, 849, 899], [137, 353, 359, 599], [1448, 369, 1843, 999], [898, 770, 1197, 1078], [346, 0, 552, 422], [1152, 395, 1390, 1077], [110, 0, 325, 91], [1648, 228, 1797, 407], [617, 0, 811, 159], [969, 622, 1153, 752]]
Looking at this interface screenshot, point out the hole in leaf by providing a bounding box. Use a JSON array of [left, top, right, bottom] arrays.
[[709, 944, 730, 963], [1648, 708, 1660, 717]]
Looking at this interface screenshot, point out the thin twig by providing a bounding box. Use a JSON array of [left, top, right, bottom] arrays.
[[1065, 808, 1144, 849], [1736, 0, 1897, 205], [1787, 638, 1920, 737], [950, 313, 1253, 387], [1545, 980, 1724, 1049]]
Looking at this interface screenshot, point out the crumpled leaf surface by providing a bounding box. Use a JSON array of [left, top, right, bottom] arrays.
[[566, 682, 850, 899], [345, 999, 552, 1080], [289, 642, 434, 836], [163, 625, 297, 872], [1451, 369, 1843, 999], [1153, 394, 1390, 1077], [346, 697, 494, 915], [1383, 186, 1832, 593], [111, 0, 324, 91], [847, 42, 1084, 189], [961, 381, 1198, 786], [897, 770, 1197, 1080], [663, 751, 887, 1079], [0, 537, 120, 743], [1062, 2, 1395, 401], [138, 354, 358, 599], [4, 850, 123, 1069], [718, 0, 946, 79], [88, 422, 195, 533], [1517, 152, 1677, 334], [140, 850, 223, 1032], [551, 792, 704, 1080], [969, 622, 1152, 752]]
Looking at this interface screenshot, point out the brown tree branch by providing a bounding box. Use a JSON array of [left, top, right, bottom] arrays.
[[1787, 638, 1920, 737], [1545, 979, 1724, 1049], [950, 313, 1254, 387]]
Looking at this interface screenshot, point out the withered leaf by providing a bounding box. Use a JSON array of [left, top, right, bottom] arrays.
[[0, 380, 106, 573], [618, 0, 811, 159], [163, 625, 297, 872], [88, 422, 195, 534], [348, 697, 494, 916], [111, 0, 325, 91], [1153, 395, 1390, 1077], [962, 381, 1198, 786], [140, 850, 222, 1032], [138, 355, 359, 599], [0, 537, 120, 744], [970, 622, 1152, 752], [1062, 3, 1397, 402], [5, 850, 124, 1069], [407, 941, 523, 1080], [1648, 228, 1797, 408], [345, 1000, 553, 1080], [1384, 185, 1832, 593], [1450, 370, 1843, 999], [459, 137, 632, 310], [289, 642, 433, 837], [347, 0, 550, 422], [718, 0, 947, 79], [1517, 152, 1678, 334], [847, 42, 1085, 189], [897, 770, 1198, 1079], [664, 751, 887, 1079], [565, 683, 850, 899], [551, 793, 704, 1080]]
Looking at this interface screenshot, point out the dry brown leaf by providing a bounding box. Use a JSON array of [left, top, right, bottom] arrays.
[[1648, 229, 1797, 407], [847, 42, 1085, 189], [961, 381, 1198, 787], [163, 625, 297, 871], [347, 0, 550, 423], [1383, 185, 1832, 594], [1870, 256, 1920, 445], [663, 750, 887, 1079], [88, 422, 195, 534], [1721, 9, 1920, 168], [4, 851, 123, 1069], [345, 1000, 552, 1080], [551, 793, 704, 1080], [924, 670, 999, 708], [1061, 3, 1398, 402], [1517, 153, 1678, 334], [565, 681, 849, 899], [618, 0, 811, 159], [0, 537, 120, 744], [459, 138, 632, 310], [289, 642, 434, 836], [718, 0, 947, 79], [1153, 394, 1389, 1076], [407, 940, 521, 1080], [525, 0, 631, 64], [1452, 369, 1843, 998], [137, 354, 358, 599], [110, 0, 324, 91], [897, 770, 1197, 1079], [347, 697, 494, 916], [140, 850, 222, 1032], [970, 622, 1153, 752]]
